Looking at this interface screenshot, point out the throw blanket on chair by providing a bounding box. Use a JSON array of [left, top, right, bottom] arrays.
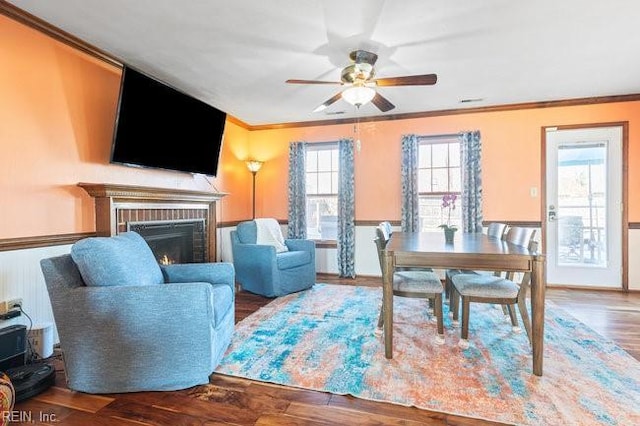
[[255, 218, 288, 253]]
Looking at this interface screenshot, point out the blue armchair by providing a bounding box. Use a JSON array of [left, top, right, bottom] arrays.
[[40, 231, 235, 394], [230, 219, 316, 297]]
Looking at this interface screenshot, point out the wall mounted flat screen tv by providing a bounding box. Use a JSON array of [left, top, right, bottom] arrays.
[[110, 65, 226, 176]]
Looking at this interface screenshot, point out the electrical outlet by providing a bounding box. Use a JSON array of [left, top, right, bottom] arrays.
[[7, 298, 23, 310]]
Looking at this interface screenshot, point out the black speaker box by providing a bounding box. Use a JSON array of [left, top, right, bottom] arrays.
[[0, 324, 27, 371]]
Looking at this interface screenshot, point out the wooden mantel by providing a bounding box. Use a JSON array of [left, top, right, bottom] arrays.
[[78, 183, 227, 203], [78, 183, 227, 262]]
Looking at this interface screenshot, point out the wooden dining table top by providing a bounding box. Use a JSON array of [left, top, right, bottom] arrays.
[[385, 231, 541, 273]]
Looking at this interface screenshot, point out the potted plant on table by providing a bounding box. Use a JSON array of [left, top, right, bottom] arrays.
[[438, 193, 458, 243]]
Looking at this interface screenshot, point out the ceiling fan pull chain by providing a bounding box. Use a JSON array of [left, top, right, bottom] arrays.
[[354, 107, 362, 151]]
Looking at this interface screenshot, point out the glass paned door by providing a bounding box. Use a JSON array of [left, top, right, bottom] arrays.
[[545, 126, 622, 287], [556, 143, 607, 266]]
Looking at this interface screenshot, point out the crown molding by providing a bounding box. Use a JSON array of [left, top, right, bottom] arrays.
[[246, 93, 640, 130], [0, 0, 122, 69], [4, 1, 640, 132]]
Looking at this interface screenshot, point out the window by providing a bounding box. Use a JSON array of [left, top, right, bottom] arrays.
[[418, 137, 462, 231], [306, 144, 339, 240]]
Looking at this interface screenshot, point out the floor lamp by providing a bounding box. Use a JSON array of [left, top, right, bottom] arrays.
[[246, 160, 263, 219]]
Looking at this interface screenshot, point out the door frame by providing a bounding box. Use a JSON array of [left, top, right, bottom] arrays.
[[541, 121, 629, 291]]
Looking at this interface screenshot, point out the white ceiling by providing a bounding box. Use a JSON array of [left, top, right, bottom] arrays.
[[8, 0, 640, 126]]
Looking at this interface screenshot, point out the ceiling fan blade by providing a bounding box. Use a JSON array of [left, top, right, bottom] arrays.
[[286, 79, 342, 85], [373, 74, 437, 87], [313, 92, 343, 112], [371, 92, 395, 112]]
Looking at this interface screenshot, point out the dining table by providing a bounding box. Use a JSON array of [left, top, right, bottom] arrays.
[[382, 231, 547, 376]]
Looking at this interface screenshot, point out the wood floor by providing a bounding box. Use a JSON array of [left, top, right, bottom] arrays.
[[12, 274, 640, 425]]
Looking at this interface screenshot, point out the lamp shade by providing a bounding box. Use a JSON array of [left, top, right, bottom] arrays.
[[341, 86, 376, 107], [246, 160, 263, 173]]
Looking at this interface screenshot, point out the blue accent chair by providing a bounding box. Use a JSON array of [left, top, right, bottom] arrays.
[[39, 231, 235, 394], [230, 220, 316, 297]]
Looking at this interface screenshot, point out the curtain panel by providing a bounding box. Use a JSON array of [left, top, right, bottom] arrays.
[[401, 134, 420, 232], [337, 138, 356, 278], [461, 131, 483, 233], [287, 141, 307, 239]]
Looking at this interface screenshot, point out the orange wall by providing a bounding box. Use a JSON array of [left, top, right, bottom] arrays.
[[3, 14, 640, 240], [0, 15, 252, 238], [246, 103, 640, 223]]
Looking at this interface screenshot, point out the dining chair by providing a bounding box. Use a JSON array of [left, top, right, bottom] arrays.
[[444, 222, 508, 303], [379, 221, 434, 272], [449, 226, 537, 349], [379, 221, 436, 313], [374, 226, 445, 345]]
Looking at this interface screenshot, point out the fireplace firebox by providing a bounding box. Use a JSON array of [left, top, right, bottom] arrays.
[[127, 219, 206, 264]]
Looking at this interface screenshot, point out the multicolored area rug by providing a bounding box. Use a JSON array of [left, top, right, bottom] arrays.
[[216, 284, 640, 425]]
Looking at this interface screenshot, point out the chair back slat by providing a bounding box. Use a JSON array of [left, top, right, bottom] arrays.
[[374, 226, 389, 274], [505, 226, 536, 249], [486, 222, 507, 239], [504, 227, 538, 285], [378, 222, 392, 241]]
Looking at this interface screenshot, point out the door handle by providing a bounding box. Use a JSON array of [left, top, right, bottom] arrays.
[[548, 205, 556, 222]]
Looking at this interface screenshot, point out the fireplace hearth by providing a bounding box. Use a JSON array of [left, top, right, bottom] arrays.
[[127, 219, 206, 264]]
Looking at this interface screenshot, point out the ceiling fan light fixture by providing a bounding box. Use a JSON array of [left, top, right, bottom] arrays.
[[342, 86, 376, 107]]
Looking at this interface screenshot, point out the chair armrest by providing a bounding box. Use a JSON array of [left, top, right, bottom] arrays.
[[232, 243, 277, 263], [161, 262, 235, 294], [230, 243, 279, 290], [285, 239, 316, 252], [66, 282, 214, 329]]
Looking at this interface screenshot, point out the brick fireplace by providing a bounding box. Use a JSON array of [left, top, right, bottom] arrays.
[[78, 183, 226, 262]]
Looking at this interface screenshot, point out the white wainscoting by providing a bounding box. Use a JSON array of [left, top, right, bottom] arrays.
[[0, 245, 70, 343], [627, 229, 640, 291], [217, 226, 235, 263]]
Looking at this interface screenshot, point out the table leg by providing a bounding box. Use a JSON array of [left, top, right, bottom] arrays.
[[383, 250, 394, 359], [531, 254, 546, 376]]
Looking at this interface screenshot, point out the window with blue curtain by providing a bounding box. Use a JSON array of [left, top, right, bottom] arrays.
[[287, 139, 355, 277], [401, 132, 482, 233]]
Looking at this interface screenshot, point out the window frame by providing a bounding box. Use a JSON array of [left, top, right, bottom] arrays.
[[417, 136, 462, 231], [305, 142, 339, 245]]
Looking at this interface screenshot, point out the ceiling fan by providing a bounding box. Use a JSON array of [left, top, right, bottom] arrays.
[[286, 50, 437, 113]]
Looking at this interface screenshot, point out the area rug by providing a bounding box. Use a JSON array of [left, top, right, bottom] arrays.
[[215, 284, 640, 425]]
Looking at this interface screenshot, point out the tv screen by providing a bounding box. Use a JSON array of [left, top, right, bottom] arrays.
[[110, 66, 226, 176]]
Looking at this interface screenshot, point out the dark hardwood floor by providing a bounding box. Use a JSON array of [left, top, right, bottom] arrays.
[[12, 274, 640, 425]]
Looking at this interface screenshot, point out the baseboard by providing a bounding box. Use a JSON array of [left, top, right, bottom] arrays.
[[546, 284, 634, 292]]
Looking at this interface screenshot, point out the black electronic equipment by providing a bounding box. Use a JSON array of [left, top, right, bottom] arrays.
[[5, 363, 56, 402], [110, 65, 227, 176], [0, 324, 27, 371]]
